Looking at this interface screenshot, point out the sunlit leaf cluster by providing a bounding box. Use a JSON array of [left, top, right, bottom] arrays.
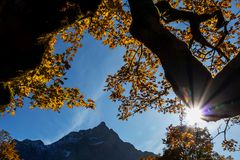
[[2, 19, 95, 115], [0, 130, 20, 160], [164, 125, 212, 153], [222, 139, 239, 152], [141, 125, 233, 160], [161, 125, 232, 160]]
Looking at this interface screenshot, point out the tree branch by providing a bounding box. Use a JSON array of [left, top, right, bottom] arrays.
[[128, 0, 212, 109], [211, 118, 230, 140]]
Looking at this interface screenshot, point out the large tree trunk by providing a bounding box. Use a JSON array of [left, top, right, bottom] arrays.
[[128, 0, 211, 109], [127, 0, 240, 121]]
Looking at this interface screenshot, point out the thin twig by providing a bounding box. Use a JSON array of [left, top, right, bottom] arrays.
[[128, 45, 141, 72], [211, 118, 230, 140], [135, 44, 143, 76]]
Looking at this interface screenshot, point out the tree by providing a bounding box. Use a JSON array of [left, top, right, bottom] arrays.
[[141, 125, 234, 160], [0, 0, 100, 111], [0, 130, 20, 160], [162, 125, 221, 160], [128, 0, 240, 121], [0, 0, 239, 153]]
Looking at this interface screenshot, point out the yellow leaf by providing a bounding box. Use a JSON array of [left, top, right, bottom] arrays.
[[11, 111, 15, 116]]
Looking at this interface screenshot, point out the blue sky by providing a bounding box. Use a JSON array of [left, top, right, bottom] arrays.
[[0, 34, 239, 159]]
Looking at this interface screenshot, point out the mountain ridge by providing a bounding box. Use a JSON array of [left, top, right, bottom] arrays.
[[16, 122, 154, 160]]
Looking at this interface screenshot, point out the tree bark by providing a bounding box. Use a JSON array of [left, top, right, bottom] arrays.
[[128, 0, 211, 109], [127, 0, 240, 121]]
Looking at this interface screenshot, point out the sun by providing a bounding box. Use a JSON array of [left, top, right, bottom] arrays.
[[184, 107, 203, 125]]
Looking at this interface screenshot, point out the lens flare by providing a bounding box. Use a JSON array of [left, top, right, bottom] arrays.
[[185, 107, 203, 125]]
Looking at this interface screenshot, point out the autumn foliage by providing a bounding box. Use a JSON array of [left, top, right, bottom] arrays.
[[0, 130, 20, 160], [1, 0, 238, 118], [0, 0, 239, 155], [141, 125, 233, 160]]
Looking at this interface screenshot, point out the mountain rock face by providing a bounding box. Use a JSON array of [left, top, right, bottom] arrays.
[[16, 122, 154, 160]]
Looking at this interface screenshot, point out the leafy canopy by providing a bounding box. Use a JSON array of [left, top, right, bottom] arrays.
[[1, 0, 239, 153], [0, 130, 20, 160], [141, 125, 234, 160]]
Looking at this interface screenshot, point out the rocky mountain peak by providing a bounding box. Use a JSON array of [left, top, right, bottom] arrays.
[[16, 122, 154, 160]]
